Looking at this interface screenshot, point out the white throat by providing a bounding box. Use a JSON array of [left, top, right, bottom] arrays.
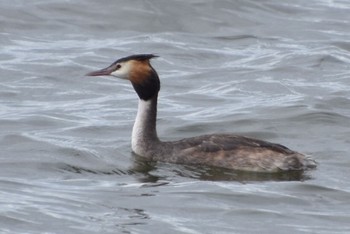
[[131, 99, 158, 155]]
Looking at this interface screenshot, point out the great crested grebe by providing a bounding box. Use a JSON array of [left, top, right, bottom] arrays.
[[86, 54, 317, 173]]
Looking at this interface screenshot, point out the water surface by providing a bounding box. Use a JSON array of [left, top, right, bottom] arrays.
[[1, 0, 350, 233]]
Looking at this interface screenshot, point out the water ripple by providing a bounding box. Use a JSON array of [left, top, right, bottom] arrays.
[[1, 0, 350, 233]]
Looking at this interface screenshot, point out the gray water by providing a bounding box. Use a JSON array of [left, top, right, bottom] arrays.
[[1, 0, 350, 233]]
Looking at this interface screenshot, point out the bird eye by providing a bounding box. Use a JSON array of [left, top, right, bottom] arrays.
[[116, 64, 121, 69]]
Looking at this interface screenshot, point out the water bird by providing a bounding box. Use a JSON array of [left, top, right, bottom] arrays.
[[86, 54, 317, 173]]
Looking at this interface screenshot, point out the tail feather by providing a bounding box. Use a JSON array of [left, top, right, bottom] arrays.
[[302, 155, 318, 169], [277, 153, 317, 171]]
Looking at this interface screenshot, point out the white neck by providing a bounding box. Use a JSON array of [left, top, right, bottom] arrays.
[[131, 97, 159, 155]]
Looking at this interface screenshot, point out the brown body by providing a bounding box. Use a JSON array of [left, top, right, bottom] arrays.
[[147, 134, 313, 172]]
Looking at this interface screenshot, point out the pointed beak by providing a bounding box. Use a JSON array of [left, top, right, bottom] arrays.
[[86, 66, 113, 77]]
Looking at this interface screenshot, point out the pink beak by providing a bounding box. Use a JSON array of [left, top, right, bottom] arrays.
[[86, 66, 113, 76]]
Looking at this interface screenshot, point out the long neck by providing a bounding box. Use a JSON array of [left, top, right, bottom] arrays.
[[130, 63, 161, 156], [131, 94, 160, 155]]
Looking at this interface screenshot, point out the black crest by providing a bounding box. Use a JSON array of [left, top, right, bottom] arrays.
[[115, 54, 158, 63]]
